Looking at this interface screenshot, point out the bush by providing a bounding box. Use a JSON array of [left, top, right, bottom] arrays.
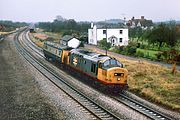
[[119, 46, 125, 51], [79, 41, 84, 47], [140, 44, 146, 49], [127, 46, 137, 55], [98, 39, 111, 50], [137, 43, 141, 48], [113, 46, 125, 54], [155, 52, 162, 60], [109, 47, 117, 52], [136, 51, 144, 57]]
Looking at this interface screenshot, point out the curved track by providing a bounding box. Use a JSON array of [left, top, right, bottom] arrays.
[[15, 29, 123, 120], [17, 28, 174, 120]]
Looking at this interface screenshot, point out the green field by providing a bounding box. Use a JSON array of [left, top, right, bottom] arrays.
[[136, 48, 160, 59]]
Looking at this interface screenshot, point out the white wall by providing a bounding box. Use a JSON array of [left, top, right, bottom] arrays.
[[88, 25, 97, 45], [88, 25, 129, 46]]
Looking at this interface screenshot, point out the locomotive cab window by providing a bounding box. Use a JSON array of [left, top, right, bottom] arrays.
[[103, 59, 123, 68]]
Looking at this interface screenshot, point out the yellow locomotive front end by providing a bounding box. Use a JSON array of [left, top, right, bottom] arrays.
[[97, 58, 128, 91], [106, 67, 128, 84]]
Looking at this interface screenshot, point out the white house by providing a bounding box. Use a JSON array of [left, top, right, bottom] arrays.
[[88, 23, 129, 46], [60, 35, 81, 48]]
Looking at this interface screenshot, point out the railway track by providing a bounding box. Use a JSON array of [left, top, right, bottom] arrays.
[[15, 29, 123, 120], [18, 29, 174, 120], [111, 93, 173, 120], [17, 29, 44, 58]]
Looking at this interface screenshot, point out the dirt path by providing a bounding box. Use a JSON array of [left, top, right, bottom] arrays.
[[0, 34, 64, 119]]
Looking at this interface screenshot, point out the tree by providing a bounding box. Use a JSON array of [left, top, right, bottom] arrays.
[[145, 23, 169, 49], [0, 20, 27, 32], [145, 21, 179, 49], [166, 21, 179, 48], [129, 27, 143, 40], [98, 39, 111, 50], [55, 15, 66, 22], [37, 17, 90, 35], [144, 21, 180, 72]]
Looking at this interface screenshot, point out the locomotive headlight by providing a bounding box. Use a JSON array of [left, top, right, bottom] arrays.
[[114, 73, 124, 76], [117, 78, 121, 81]]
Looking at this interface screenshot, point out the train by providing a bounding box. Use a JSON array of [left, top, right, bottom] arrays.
[[43, 41, 128, 93]]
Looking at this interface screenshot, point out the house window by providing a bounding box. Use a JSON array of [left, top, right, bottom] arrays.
[[119, 38, 123, 42], [120, 30, 123, 34], [103, 30, 106, 34]]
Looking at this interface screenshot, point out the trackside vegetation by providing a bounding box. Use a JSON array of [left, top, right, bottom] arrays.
[[0, 20, 27, 32]]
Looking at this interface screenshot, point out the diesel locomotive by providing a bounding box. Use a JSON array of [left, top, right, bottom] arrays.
[[43, 41, 128, 92]]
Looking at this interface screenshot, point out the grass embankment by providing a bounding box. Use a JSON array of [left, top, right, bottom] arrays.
[[94, 50, 180, 111], [44, 32, 62, 41], [0, 30, 15, 36], [29, 30, 62, 47], [29, 33, 45, 47], [0, 32, 10, 35]]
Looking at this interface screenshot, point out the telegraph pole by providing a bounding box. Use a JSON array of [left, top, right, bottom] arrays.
[[105, 20, 108, 56]]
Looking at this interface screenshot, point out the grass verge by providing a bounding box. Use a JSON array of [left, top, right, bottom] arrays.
[[95, 50, 180, 111]]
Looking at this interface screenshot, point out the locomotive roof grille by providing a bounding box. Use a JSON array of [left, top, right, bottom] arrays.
[[71, 49, 112, 62]]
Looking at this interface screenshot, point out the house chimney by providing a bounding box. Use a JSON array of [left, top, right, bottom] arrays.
[[131, 16, 135, 21], [91, 23, 94, 28], [141, 16, 144, 20]]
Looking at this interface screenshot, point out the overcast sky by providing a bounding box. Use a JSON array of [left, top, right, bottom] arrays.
[[0, 0, 180, 22]]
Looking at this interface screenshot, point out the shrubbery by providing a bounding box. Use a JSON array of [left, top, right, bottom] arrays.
[[109, 42, 137, 56], [139, 44, 146, 49], [126, 46, 137, 55], [99, 39, 179, 64], [98, 39, 111, 50], [155, 50, 180, 64], [136, 51, 144, 57]]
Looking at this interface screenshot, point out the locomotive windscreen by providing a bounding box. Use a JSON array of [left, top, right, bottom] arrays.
[[102, 59, 123, 68]]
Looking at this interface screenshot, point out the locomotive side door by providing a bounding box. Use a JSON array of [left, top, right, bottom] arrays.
[[90, 62, 98, 78]]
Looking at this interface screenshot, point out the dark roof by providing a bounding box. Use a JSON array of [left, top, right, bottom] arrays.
[[45, 41, 72, 50], [127, 17, 153, 27], [61, 35, 73, 41], [140, 20, 153, 27]]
